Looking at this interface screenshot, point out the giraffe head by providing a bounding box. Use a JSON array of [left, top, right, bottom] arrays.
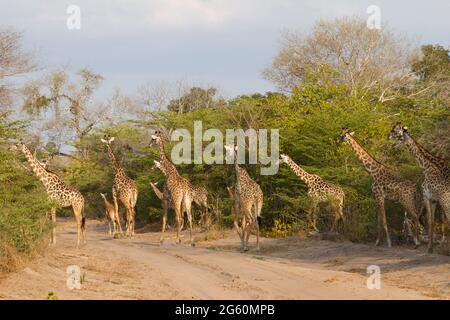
[[224, 144, 238, 157], [100, 192, 107, 200], [101, 135, 115, 145], [279, 154, 290, 165], [10, 140, 26, 152], [337, 128, 355, 144], [149, 130, 165, 147], [389, 122, 408, 148], [153, 160, 165, 174]]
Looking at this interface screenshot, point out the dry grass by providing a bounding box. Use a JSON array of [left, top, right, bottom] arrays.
[[0, 238, 48, 275]]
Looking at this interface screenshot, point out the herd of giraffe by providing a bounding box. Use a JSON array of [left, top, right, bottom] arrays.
[[11, 122, 449, 253]]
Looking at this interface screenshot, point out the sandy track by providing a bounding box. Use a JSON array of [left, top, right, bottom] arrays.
[[0, 219, 448, 300]]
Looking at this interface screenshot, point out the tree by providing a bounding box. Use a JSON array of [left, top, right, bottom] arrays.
[[411, 44, 450, 102], [0, 28, 37, 109], [22, 68, 111, 155], [167, 86, 225, 113], [263, 16, 415, 101]]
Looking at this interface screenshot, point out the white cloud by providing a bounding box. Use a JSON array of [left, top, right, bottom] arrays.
[[146, 0, 231, 28]]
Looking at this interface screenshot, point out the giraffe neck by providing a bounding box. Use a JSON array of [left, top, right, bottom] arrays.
[[403, 133, 443, 177], [157, 139, 178, 174], [345, 135, 385, 175], [150, 183, 164, 200], [101, 195, 113, 208], [233, 150, 251, 194], [106, 143, 125, 177], [284, 157, 315, 187], [20, 145, 53, 188]]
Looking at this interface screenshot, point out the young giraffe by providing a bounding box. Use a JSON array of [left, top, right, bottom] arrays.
[[149, 181, 178, 232], [191, 184, 210, 228], [150, 132, 195, 245], [13, 141, 86, 247], [100, 193, 122, 237], [225, 144, 263, 251], [101, 135, 138, 238], [389, 123, 449, 253], [279, 154, 345, 233], [338, 128, 422, 247]]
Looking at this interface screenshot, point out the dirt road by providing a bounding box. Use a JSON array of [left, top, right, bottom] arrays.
[[0, 219, 448, 299]]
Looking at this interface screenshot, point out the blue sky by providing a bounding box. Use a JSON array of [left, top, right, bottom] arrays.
[[1, 0, 449, 99]]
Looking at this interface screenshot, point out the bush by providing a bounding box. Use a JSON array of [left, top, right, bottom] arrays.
[[0, 118, 52, 272]]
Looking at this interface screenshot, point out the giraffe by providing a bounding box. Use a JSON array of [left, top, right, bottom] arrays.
[[389, 123, 449, 253], [150, 131, 195, 245], [338, 128, 422, 247], [100, 193, 122, 237], [101, 135, 138, 238], [13, 141, 86, 247], [227, 185, 239, 218], [225, 144, 263, 251], [150, 180, 209, 230], [190, 184, 210, 228], [149, 181, 177, 232], [152, 160, 195, 245], [279, 154, 345, 233]]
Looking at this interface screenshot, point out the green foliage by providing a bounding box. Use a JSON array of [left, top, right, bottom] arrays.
[[266, 219, 294, 238], [45, 292, 59, 300], [412, 44, 450, 81], [167, 87, 225, 113], [53, 68, 448, 245], [0, 114, 52, 272]]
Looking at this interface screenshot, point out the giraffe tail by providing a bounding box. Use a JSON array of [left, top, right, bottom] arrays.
[[257, 216, 262, 227], [81, 206, 86, 231]]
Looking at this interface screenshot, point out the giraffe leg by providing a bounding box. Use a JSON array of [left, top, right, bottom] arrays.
[[412, 213, 421, 247], [112, 215, 120, 238], [233, 217, 244, 250], [255, 219, 260, 251], [50, 207, 57, 245], [131, 206, 136, 236], [176, 213, 182, 244], [330, 202, 340, 233], [76, 220, 82, 248], [308, 201, 319, 234], [187, 210, 195, 247], [439, 213, 447, 244], [130, 207, 135, 237], [112, 188, 123, 236], [241, 216, 246, 252], [424, 197, 434, 253], [410, 208, 421, 248], [116, 214, 123, 236], [184, 196, 195, 246], [170, 196, 183, 245], [160, 199, 169, 243], [72, 205, 83, 248], [437, 200, 449, 246], [108, 220, 112, 236], [255, 214, 260, 251], [125, 206, 134, 238], [380, 202, 391, 247], [403, 199, 421, 247], [244, 224, 251, 251], [375, 198, 383, 246], [244, 215, 254, 251]]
